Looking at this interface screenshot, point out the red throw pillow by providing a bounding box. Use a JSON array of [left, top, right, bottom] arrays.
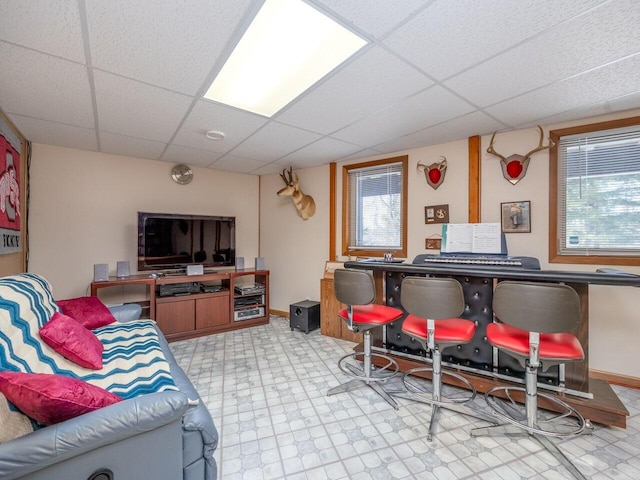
[[40, 312, 104, 369], [56, 296, 116, 330], [0, 371, 122, 425]]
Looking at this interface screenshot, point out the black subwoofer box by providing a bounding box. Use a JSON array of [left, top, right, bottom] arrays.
[[289, 300, 320, 334]]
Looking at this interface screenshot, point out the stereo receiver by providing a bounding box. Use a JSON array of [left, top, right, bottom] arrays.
[[158, 282, 201, 297]]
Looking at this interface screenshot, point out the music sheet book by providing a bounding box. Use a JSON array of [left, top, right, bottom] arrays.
[[441, 223, 504, 254]]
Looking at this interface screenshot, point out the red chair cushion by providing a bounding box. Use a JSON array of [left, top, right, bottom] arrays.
[[487, 323, 584, 361], [338, 304, 403, 325], [402, 315, 476, 345]]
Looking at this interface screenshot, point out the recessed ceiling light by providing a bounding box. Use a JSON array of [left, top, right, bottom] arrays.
[[203, 0, 367, 117], [205, 130, 225, 141]]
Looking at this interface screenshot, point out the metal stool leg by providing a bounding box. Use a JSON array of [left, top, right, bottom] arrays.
[[471, 364, 588, 479], [397, 348, 497, 441], [327, 330, 399, 409]]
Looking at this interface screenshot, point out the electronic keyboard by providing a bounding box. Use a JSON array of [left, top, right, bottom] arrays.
[[413, 254, 540, 270]]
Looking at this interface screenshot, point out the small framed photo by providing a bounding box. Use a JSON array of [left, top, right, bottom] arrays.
[[501, 201, 531, 233], [425, 204, 449, 224]]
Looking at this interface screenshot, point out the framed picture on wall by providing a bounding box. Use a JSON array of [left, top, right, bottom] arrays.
[[425, 204, 449, 224], [501, 201, 531, 233], [324, 261, 344, 279]]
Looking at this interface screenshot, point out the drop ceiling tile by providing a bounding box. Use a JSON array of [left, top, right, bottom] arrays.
[[173, 100, 268, 153], [332, 86, 475, 146], [94, 70, 192, 143], [251, 162, 291, 176], [210, 155, 271, 174], [340, 148, 384, 162], [9, 115, 97, 151], [2, 0, 639, 176], [517, 103, 611, 130], [99, 131, 166, 160], [0, 0, 85, 62], [384, 0, 605, 81], [0, 43, 94, 127], [606, 91, 640, 113], [279, 137, 362, 168], [85, 0, 252, 94], [374, 111, 506, 153], [162, 144, 224, 168], [276, 46, 432, 135], [446, 0, 640, 107], [485, 54, 640, 127], [316, 0, 428, 39], [229, 122, 322, 162]]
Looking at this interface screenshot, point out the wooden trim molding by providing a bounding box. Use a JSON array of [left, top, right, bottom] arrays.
[[270, 309, 289, 318], [590, 369, 640, 390], [468, 135, 481, 223], [341, 156, 408, 258], [329, 162, 336, 261]]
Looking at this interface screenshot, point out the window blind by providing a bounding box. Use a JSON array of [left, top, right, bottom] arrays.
[[347, 161, 403, 251], [558, 124, 640, 256]]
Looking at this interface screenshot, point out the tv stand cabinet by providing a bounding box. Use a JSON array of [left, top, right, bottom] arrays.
[[91, 269, 270, 341]]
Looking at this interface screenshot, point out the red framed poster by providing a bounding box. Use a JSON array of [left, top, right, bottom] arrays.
[[0, 127, 21, 255]]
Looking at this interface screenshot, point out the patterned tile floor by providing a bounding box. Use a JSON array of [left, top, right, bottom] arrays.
[[169, 316, 640, 480]]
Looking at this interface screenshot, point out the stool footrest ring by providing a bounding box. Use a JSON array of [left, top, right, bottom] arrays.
[[482, 385, 586, 438], [402, 367, 476, 405], [337, 351, 399, 382]]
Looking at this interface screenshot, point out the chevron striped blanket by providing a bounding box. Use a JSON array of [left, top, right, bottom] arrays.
[[0, 273, 177, 399]]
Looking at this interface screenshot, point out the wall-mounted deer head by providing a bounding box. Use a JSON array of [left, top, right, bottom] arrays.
[[487, 125, 554, 185], [277, 167, 316, 220]]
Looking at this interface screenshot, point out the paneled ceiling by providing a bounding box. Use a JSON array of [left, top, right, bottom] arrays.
[[1, 0, 639, 175]]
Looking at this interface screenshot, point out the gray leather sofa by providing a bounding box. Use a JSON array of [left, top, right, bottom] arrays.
[[0, 274, 218, 480]]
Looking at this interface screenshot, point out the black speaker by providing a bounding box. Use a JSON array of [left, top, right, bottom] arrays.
[[289, 300, 320, 334]]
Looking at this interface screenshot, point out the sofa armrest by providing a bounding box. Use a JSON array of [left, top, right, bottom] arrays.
[[0, 391, 189, 480], [108, 303, 142, 322]]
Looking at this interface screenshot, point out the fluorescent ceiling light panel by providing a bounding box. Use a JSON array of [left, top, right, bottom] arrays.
[[204, 0, 367, 117]]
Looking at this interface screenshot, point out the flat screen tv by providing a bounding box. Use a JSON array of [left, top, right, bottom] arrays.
[[138, 212, 236, 271]]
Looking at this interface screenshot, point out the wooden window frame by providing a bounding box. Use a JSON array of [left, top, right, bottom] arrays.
[[342, 156, 408, 258], [549, 116, 640, 266]]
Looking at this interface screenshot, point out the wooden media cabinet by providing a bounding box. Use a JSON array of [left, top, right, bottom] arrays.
[[91, 269, 269, 341]]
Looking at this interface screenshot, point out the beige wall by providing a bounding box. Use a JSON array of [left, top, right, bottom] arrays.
[[260, 109, 640, 378], [27, 109, 640, 378], [28, 144, 259, 299], [479, 112, 640, 378], [259, 165, 329, 311]]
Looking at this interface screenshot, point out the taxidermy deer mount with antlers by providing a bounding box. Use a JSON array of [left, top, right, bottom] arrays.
[[277, 167, 316, 220], [487, 125, 554, 185]]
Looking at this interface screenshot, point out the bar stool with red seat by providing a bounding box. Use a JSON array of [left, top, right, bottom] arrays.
[[327, 268, 403, 409], [471, 281, 588, 479], [399, 276, 493, 441]]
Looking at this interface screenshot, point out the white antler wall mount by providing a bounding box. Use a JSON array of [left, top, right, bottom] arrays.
[[486, 125, 554, 185]]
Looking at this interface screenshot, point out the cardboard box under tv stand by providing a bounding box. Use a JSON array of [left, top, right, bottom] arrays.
[[91, 270, 270, 341]]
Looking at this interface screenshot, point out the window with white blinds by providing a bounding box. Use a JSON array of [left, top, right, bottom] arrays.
[[343, 156, 407, 257], [557, 123, 640, 257]]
